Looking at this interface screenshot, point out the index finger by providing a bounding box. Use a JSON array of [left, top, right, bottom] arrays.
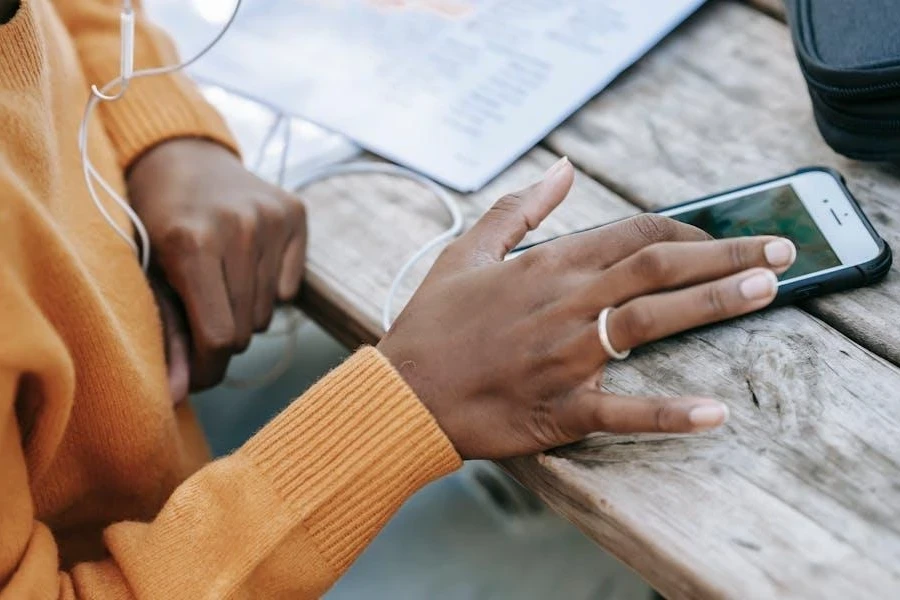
[[549, 213, 711, 271]]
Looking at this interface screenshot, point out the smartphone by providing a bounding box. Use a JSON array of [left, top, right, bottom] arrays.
[[515, 168, 892, 304], [658, 168, 891, 303]]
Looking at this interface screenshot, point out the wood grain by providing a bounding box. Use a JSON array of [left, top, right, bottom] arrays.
[[505, 308, 900, 597], [505, 309, 900, 598], [294, 147, 900, 598], [544, 0, 900, 366]]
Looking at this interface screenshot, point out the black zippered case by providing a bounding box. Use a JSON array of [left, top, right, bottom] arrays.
[[786, 0, 900, 161]]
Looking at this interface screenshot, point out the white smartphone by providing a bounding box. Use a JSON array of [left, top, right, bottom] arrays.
[[518, 168, 892, 303]]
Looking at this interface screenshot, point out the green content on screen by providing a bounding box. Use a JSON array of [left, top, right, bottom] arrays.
[[670, 185, 841, 281]]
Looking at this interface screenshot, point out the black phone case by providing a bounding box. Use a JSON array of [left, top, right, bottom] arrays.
[[657, 167, 892, 306], [515, 167, 892, 305]]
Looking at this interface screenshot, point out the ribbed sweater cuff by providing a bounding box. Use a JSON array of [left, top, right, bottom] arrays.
[[95, 71, 240, 171], [241, 347, 462, 572], [0, 1, 41, 89], [77, 31, 240, 170]]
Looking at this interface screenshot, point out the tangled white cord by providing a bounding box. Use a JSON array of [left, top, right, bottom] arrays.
[[82, 0, 465, 388], [80, 0, 245, 271], [293, 161, 464, 332]]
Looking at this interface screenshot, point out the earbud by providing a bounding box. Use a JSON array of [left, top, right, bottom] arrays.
[[80, 0, 464, 389], [91, 0, 134, 101], [80, 0, 244, 272]]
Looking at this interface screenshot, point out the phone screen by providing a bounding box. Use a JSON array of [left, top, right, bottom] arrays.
[[669, 184, 841, 281]]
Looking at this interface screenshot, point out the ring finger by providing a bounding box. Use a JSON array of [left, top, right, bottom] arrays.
[[602, 267, 779, 359]]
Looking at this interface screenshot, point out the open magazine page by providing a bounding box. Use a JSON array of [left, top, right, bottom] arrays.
[[147, 0, 706, 191]]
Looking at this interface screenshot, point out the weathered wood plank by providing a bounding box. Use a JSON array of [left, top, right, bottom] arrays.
[[506, 310, 900, 598], [544, 0, 900, 366], [295, 147, 900, 598]]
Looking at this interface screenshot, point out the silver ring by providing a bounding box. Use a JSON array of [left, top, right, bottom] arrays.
[[598, 307, 630, 361]]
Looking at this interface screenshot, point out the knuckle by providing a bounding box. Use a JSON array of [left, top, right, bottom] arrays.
[[490, 194, 521, 217], [628, 214, 675, 243], [203, 322, 237, 352], [259, 197, 288, 222], [232, 210, 258, 238], [163, 223, 211, 255], [728, 240, 753, 271], [704, 283, 729, 316], [488, 195, 529, 227], [289, 197, 307, 221], [198, 360, 230, 390], [591, 403, 613, 433], [253, 202, 284, 230], [617, 304, 655, 341], [632, 246, 670, 284], [517, 246, 544, 271], [534, 243, 564, 269], [655, 404, 673, 432], [497, 192, 524, 207]]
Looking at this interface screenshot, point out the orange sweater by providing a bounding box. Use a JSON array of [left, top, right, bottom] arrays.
[[0, 1, 460, 597]]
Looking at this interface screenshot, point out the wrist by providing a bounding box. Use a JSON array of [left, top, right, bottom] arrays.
[[127, 136, 240, 183], [376, 337, 461, 456], [241, 347, 460, 569]]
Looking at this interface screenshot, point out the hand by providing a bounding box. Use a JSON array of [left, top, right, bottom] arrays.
[[128, 138, 307, 390], [378, 158, 797, 460]]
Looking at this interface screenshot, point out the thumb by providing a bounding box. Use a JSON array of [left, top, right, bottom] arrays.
[[152, 281, 191, 405], [460, 156, 574, 266], [164, 313, 191, 406]]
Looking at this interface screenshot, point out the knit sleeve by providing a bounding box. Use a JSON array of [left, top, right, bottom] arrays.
[[54, 0, 240, 169], [1, 350, 460, 599], [102, 348, 462, 598], [0, 168, 461, 599]]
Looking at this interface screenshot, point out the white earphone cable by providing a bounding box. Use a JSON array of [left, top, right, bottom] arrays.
[[83, 0, 465, 390], [81, 0, 246, 271], [291, 161, 464, 332]]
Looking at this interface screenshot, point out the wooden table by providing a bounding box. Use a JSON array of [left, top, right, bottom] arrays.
[[289, 1, 900, 597]]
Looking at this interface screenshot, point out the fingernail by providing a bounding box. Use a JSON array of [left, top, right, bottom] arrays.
[[764, 239, 796, 267], [544, 156, 570, 181], [689, 404, 729, 431], [739, 270, 778, 300]]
